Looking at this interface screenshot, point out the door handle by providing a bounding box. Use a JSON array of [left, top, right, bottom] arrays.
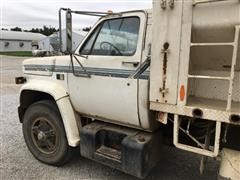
[[122, 61, 139, 67]]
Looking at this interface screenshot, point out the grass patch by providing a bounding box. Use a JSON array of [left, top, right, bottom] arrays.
[[0, 51, 33, 57]]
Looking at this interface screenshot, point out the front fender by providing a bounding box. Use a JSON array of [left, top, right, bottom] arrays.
[[20, 79, 68, 100], [20, 79, 80, 147]]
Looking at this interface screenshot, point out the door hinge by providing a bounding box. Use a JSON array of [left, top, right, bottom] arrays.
[[161, 0, 175, 9]]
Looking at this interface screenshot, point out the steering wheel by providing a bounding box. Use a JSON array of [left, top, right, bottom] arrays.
[[100, 41, 122, 55]]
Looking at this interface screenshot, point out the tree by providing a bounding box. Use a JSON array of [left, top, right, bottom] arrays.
[[10, 27, 22, 31], [7, 26, 58, 36], [28, 26, 58, 36]]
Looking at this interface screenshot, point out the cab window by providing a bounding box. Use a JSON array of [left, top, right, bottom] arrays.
[[80, 17, 140, 56]]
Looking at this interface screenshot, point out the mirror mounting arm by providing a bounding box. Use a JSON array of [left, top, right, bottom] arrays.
[[70, 54, 91, 78], [59, 8, 121, 53]]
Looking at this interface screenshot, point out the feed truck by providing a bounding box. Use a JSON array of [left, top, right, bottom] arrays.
[[16, 0, 240, 179]]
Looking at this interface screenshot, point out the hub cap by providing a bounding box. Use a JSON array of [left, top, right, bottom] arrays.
[[31, 118, 58, 154]]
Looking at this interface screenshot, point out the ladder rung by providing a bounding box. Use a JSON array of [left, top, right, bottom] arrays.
[[191, 42, 234, 46], [188, 75, 230, 80]]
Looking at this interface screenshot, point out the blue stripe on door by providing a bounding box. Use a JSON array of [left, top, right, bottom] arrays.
[[24, 65, 149, 79]]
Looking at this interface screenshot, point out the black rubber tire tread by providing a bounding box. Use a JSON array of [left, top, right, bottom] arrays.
[[22, 100, 75, 166]]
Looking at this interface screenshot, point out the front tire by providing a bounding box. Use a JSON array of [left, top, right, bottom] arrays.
[[22, 100, 74, 166]]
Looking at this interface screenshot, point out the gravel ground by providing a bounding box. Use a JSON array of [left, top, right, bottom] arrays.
[[0, 55, 219, 180]]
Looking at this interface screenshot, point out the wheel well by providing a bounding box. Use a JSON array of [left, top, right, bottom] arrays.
[[18, 90, 55, 123]]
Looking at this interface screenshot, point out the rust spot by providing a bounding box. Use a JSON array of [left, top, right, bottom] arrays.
[[159, 112, 165, 120], [180, 85, 185, 101], [157, 111, 167, 124], [137, 135, 146, 142], [161, 42, 169, 98]]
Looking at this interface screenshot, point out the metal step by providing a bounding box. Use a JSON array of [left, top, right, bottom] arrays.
[[95, 145, 121, 162]]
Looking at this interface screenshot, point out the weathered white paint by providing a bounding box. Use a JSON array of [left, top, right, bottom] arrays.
[[150, 0, 183, 105], [19, 1, 240, 158], [20, 78, 80, 147], [150, 0, 240, 122], [70, 11, 154, 130]]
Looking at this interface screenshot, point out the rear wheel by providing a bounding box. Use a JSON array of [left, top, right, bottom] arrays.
[[22, 100, 75, 166]]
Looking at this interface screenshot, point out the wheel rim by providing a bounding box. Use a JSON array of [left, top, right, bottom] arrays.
[[31, 117, 58, 154]]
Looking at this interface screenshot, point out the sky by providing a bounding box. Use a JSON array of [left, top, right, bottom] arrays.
[[0, 0, 152, 30]]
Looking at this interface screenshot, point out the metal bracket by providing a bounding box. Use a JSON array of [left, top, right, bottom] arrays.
[[161, 0, 167, 9], [70, 54, 91, 78], [58, 8, 121, 54], [169, 0, 175, 9], [172, 115, 221, 157], [159, 88, 169, 94], [129, 57, 150, 79], [161, 0, 174, 9]]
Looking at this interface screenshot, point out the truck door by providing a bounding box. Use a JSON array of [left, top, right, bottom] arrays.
[[68, 12, 146, 128]]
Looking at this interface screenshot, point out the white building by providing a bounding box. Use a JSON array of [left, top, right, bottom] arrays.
[[59, 29, 86, 52], [0, 30, 46, 52], [38, 33, 58, 53], [38, 29, 86, 54]]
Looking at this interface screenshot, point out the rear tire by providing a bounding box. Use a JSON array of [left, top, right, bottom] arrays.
[[22, 100, 75, 166]]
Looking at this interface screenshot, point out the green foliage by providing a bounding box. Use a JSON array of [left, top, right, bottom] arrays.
[[8, 26, 59, 36], [10, 27, 22, 31], [0, 51, 33, 57], [28, 26, 59, 36]]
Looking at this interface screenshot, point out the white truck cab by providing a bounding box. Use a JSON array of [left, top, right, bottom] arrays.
[[69, 11, 155, 130], [16, 0, 240, 179]]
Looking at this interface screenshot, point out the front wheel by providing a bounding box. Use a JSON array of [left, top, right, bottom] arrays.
[[22, 100, 75, 166]]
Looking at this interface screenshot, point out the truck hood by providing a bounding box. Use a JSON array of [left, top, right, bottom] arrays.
[[23, 56, 71, 76]]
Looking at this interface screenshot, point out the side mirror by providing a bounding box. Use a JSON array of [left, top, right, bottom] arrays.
[[66, 9, 72, 53]]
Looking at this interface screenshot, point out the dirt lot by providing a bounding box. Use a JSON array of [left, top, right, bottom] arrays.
[[0, 55, 219, 180]]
